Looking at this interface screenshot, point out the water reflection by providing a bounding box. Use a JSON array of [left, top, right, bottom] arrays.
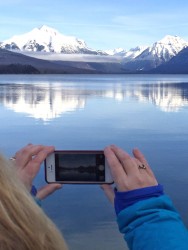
[[0, 84, 85, 121], [124, 83, 188, 112], [0, 82, 188, 121]]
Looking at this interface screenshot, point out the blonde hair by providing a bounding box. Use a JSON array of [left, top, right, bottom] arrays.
[[0, 154, 67, 250]]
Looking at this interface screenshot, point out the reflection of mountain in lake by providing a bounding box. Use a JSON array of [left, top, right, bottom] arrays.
[[0, 82, 187, 120], [103, 83, 188, 112], [60, 165, 98, 173], [57, 165, 105, 182], [0, 84, 85, 121], [125, 83, 188, 112]]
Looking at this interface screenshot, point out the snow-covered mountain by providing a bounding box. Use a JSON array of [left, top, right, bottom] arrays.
[[106, 46, 147, 58], [105, 48, 126, 56], [0, 25, 106, 55], [151, 47, 188, 74], [137, 35, 188, 62], [124, 46, 148, 59], [1, 27, 188, 72], [123, 35, 188, 71]]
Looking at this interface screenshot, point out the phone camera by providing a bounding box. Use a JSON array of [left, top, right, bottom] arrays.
[[98, 165, 105, 171]]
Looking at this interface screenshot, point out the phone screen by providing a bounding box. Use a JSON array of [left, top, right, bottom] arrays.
[[55, 152, 105, 182]]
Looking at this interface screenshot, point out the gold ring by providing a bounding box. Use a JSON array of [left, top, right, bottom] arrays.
[[138, 164, 146, 169], [9, 157, 16, 161]]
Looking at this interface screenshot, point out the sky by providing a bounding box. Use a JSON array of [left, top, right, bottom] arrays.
[[1, 0, 188, 51]]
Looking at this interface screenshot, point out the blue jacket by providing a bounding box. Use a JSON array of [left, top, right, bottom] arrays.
[[116, 195, 188, 250]]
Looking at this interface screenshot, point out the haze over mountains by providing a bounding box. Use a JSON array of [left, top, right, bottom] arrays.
[[0, 25, 188, 74]]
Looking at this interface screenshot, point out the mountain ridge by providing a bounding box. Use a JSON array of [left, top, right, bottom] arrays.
[[0, 25, 106, 55], [122, 35, 188, 71], [150, 47, 188, 73], [1, 25, 188, 73], [0, 48, 129, 74]]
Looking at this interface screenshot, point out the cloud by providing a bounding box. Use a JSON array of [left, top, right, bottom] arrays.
[[18, 51, 122, 63]]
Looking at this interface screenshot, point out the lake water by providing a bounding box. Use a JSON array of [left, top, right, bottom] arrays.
[[0, 74, 188, 250]]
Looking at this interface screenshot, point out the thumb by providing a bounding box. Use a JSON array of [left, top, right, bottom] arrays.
[[36, 184, 62, 200]]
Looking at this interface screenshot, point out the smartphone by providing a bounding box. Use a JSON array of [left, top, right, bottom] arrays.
[[45, 150, 113, 184]]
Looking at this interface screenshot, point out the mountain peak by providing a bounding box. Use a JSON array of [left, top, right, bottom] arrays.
[[0, 25, 106, 55], [39, 24, 52, 30], [126, 34, 188, 71], [158, 35, 187, 46], [38, 25, 59, 35]]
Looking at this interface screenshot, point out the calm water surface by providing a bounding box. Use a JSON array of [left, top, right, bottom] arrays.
[[0, 74, 188, 250]]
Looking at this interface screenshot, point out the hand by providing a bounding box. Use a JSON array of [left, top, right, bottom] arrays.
[[101, 145, 158, 203], [11, 144, 62, 200]]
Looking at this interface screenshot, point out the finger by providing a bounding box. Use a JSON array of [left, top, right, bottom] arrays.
[[104, 146, 127, 191], [100, 184, 115, 204], [15, 144, 47, 169], [31, 146, 54, 165], [133, 148, 157, 177], [26, 146, 55, 176], [110, 145, 139, 175], [36, 184, 62, 200]]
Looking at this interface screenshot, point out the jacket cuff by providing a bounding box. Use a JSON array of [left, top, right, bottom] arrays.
[[30, 185, 37, 196], [30, 185, 42, 207], [114, 184, 164, 215]]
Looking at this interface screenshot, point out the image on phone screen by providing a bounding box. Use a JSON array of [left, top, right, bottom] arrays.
[[55, 153, 105, 182]]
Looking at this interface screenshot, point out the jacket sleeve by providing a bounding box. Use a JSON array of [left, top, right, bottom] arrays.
[[117, 195, 188, 250]]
